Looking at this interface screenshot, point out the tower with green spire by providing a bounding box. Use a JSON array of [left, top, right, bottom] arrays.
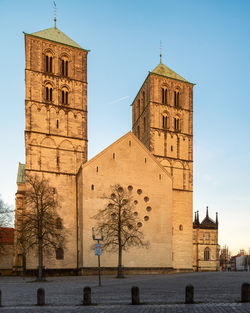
[[17, 21, 89, 270], [131, 57, 195, 270]]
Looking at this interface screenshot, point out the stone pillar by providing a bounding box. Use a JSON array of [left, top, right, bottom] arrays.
[[37, 288, 45, 306], [83, 286, 91, 305], [185, 284, 194, 304], [131, 286, 140, 305], [241, 283, 250, 302]]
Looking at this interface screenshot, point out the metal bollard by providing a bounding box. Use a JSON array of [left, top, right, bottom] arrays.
[[37, 288, 45, 306], [83, 286, 91, 305], [131, 286, 140, 305], [241, 283, 250, 303], [185, 284, 194, 304]]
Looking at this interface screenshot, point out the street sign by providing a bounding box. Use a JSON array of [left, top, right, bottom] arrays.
[[94, 243, 102, 256]]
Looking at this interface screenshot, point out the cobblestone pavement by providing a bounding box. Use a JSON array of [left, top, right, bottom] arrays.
[[1, 303, 250, 313], [0, 272, 250, 312]]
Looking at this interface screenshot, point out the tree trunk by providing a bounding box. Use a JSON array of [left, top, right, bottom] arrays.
[[38, 240, 44, 281], [117, 244, 123, 278], [117, 204, 124, 278]]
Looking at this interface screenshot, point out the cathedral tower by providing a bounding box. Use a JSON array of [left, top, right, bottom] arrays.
[[132, 58, 194, 270], [24, 22, 88, 269]]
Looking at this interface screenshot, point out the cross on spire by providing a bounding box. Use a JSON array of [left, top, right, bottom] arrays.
[[53, 1, 57, 28], [160, 40, 162, 64]]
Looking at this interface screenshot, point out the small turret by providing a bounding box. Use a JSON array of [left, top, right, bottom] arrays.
[[206, 206, 209, 218], [197, 211, 200, 224]]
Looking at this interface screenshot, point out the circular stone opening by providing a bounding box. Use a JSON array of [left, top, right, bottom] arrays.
[[146, 206, 152, 212], [137, 222, 142, 228], [118, 186, 124, 193], [134, 200, 138, 205], [144, 216, 149, 221], [144, 196, 149, 202], [137, 189, 142, 195], [133, 212, 138, 216], [127, 185, 133, 191]]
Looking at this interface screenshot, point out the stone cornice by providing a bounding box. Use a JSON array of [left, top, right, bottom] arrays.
[[25, 68, 87, 85], [25, 99, 87, 113]]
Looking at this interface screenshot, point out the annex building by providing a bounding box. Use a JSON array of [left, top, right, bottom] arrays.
[[13, 21, 219, 274]]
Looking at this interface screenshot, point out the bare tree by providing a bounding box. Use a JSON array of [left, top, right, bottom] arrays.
[[0, 195, 13, 254], [93, 184, 149, 278], [219, 245, 231, 271], [16, 175, 65, 281]]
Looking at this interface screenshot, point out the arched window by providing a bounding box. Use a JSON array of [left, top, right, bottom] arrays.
[[161, 88, 168, 105], [45, 85, 53, 101], [174, 117, 180, 131], [56, 218, 62, 230], [143, 117, 146, 132], [162, 115, 168, 129], [61, 57, 69, 77], [174, 91, 180, 107], [204, 247, 210, 261], [45, 53, 53, 73], [137, 99, 140, 118], [137, 125, 140, 139], [179, 224, 183, 231], [56, 248, 64, 260], [142, 91, 145, 109], [61, 87, 69, 105]]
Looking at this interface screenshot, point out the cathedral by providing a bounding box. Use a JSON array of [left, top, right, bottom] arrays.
[[13, 20, 219, 274]]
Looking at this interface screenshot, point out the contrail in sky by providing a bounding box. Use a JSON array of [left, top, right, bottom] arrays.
[[108, 96, 129, 105]]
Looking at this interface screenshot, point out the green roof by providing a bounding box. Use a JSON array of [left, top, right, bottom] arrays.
[[17, 163, 25, 184], [151, 62, 190, 83], [29, 26, 84, 50]]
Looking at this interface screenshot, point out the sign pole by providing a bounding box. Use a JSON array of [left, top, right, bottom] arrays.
[[97, 239, 101, 287], [92, 228, 104, 287]]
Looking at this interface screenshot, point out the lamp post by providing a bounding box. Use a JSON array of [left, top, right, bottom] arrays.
[[92, 227, 104, 287]]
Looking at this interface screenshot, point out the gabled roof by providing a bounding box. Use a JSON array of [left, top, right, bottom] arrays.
[[27, 25, 86, 50], [200, 216, 217, 228], [193, 208, 218, 229], [150, 61, 192, 84], [0, 227, 14, 245], [81, 131, 172, 181], [17, 162, 25, 184]]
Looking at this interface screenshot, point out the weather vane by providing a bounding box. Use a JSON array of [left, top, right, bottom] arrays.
[[53, 1, 57, 28], [160, 40, 162, 64]]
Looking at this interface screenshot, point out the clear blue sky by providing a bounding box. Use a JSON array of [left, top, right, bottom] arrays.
[[0, 0, 249, 255]]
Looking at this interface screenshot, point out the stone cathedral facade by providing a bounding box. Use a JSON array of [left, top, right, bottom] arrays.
[[13, 22, 218, 274]]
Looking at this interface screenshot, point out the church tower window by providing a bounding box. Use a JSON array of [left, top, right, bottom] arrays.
[[61, 58, 69, 77], [61, 88, 69, 105], [142, 91, 145, 109], [204, 247, 210, 261], [162, 88, 168, 105], [45, 86, 53, 101], [162, 115, 168, 129], [137, 99, 140, 118], [137, 125, 140, 139], [174, 91, 180, 107], [45, 54, 53, 73], [174, 117, 180, 131]]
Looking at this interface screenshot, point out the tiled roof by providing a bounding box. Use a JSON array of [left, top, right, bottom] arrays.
[[0, 227, 14, 245], [151, 62, 190, 83], [28, 26, 84, 50]]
